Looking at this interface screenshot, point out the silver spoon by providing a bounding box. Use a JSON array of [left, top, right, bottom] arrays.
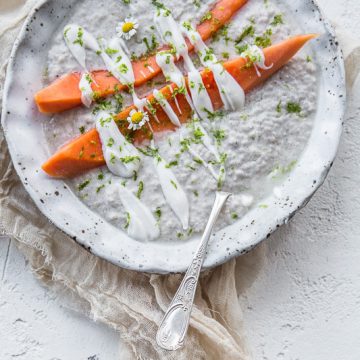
[[156, 191, 232, 351]]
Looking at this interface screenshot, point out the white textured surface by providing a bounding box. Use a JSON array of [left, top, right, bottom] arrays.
[[1, 0, 360, 358], [0, 238, 120, 359]]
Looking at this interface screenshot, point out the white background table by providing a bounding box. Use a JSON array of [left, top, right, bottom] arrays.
[[1, 0, 360, 358]]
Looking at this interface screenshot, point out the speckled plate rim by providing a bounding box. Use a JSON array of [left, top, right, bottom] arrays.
[[1, 0, 345, 274]]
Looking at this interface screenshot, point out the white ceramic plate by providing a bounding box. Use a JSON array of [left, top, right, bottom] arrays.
[[1, 0, 345, 273]]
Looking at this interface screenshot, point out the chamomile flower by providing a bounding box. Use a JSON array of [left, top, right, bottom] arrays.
[[127, 109, 150, 130], [116, 17, 138, 40]]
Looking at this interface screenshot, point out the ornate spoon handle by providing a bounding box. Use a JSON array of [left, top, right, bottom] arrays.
[[156, 191, 232, 351]]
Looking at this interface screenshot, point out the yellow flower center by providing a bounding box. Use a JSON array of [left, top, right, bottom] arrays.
[[131, 111, 144, 124], [122, 22, 134, 33]]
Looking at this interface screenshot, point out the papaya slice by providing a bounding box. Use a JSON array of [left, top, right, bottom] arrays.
[[42, 34, 317, 178], [34, 0, 248, 113]]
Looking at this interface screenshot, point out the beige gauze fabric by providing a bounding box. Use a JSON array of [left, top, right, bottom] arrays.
[[0, 1, 359, 359]]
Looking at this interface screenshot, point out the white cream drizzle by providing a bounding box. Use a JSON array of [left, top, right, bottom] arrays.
[[155, 51, 195, 116], [168, 86, 182, 114], [153, 154, 189, 230], [79, 73, 94, 108], [188, 70, 214, 120], [64, 25, 89, 69], [154, 9, 196, 72], [182, 120, 224, 181], [153, 12, 226, 183], [114, 184, 160, 241], [153, 89, 181, 127], [63, 25, 97, 107], [182, 23, 245, 111], [95, 111, 141, 178], [153, 11, 215, 122], [210, 63, 245, 111], [186, 143, 218, 180], [156, 51, 184, 87], [64, 24, 148, 112], [239, 45, 273, 77], [99, 37, 135, 85], [196, 122, 221, 161]]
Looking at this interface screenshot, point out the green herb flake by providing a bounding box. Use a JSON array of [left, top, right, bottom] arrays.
[[286, 101, 302, 115], [78, 179, 91, 191], [118, 63, 129, 74], [110, 153, 116, 164], [130, 52, 138, 61], [137, 181, 144, 199], [79, 126, 85, 134], [98, 115, 113, 126], [73, 27, 84, 46], [213, 24, 230, 44], [236, 25, 255, 44], [271, 160, 298, 178], [96, 184, 105, 193], [198, 83, 205, 94], [200, 12, 212, 24], [276, 101, 282, 114], [182, 21, 192, 31], [217, 175, 224, 189], [107, 137, 115, 147], [138, 146, 159, 158], [202, 108, 224, 121], [120, 156, 140, 164], [79, 146, 85, 159], [63, 27, 71, 39], [124, 212, 131, 229], [170, 180, 178, 189], [271, 14, 284, 26], [203, 48, 215, 62], [180, 138, 191, 152], [143, 34, 159, 56], [155, 207, 162, 221], [212, 129, 226, 145], [114, 93, 124, 113], [105, 48, 118, 56], [85, 74, 93, 84], [231, 212, 238, 219], [165, 160, 178, 168], [235, 43, 249, 55], [193, 127, 204, 141], [254, 29, 272, 48]]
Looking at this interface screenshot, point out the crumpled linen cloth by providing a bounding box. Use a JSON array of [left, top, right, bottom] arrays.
[[0, 1, 359, 359]]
